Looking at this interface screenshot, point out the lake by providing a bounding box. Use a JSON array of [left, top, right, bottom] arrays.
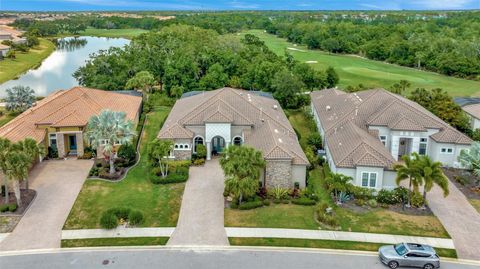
[[0, 36, 129, 98]]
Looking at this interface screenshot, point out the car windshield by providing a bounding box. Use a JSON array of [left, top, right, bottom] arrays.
[[394, 244, 408, 255]]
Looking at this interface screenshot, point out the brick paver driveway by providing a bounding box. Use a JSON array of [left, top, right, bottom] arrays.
[[167, 159, 229, 246], [0, 159, 92, 251], [427, 181, 480, 260]]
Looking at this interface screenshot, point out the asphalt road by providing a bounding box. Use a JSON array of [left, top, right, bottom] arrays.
[[1, 247, 479, 269]]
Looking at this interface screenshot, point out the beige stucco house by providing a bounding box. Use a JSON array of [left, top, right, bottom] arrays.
[[311, 88, 472, 190], [158, 87, 309, 188]]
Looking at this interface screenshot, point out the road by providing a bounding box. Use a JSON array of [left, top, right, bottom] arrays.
[[0, 247, 479, 269]]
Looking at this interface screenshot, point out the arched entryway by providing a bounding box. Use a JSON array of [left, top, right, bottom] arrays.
[[212, 135, 226, 155]]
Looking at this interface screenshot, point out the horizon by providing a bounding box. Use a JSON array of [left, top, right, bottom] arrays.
[[1, 0, 479, 12]]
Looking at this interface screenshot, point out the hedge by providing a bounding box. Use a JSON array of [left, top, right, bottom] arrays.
[[292, 197, 316, 206], [238, 200, 264, 210]]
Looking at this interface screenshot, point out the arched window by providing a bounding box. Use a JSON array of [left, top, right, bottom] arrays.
[[233, 136, 243, 146], [184, 144, 189, 149], [194, 136, 204, 153], [174, 144, 179, 149], [179, 144, 184, 149]]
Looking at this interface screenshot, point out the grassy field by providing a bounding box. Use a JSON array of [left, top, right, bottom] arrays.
[[78, 28, 149, 39], [229, 238, 457, 258], [469, 199, 480, 214], [0, 38, 55, 84], [63, 106, 185, 229], [61, 237, 169, 248], [242, 30, 480, 97]]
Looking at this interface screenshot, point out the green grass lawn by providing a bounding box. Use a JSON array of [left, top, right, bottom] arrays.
[[63, 106, 185, 229], [0, 38, 55, 84], [229, 238, 457, 258], [78, 28, 149, 39], [469, 199, 480, 214], [0, 107, 16, 127], [61, 237, 169, 248], [242, 30, 480, 97]]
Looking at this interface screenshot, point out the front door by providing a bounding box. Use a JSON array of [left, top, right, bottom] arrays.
[[69, 135, 77, 154], [212, 136, 225, 154]]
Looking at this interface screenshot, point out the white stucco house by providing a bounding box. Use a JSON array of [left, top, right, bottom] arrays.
[[158, 87, 309, 188], [311, 88, 472, 190]]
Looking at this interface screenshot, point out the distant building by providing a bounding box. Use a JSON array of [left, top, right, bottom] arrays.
[[454, 97, 480, 130]]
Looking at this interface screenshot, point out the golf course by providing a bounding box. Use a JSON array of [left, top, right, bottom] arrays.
[[244, 30, 480, 97]]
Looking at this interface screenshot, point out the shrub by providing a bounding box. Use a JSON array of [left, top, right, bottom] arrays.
[[393, 187, 409, 204], [118, 143, 136, 165], [239, 200, 263, 210], [367, 199, 378, 208], [355, 199, 366, 206], [128, 210, 145, 226], [151, 172, 188, 184], [316, 202, 329, 214], [107, 207, 131, 220], [47, 146, 58, 159], [193, 158, 205, 166], [262, 199, 271, 206], [307, 133, 322, 150], [376, 189, 400, 205], [0, 204, 9, 212], [411, 191, 425, 208], [318, 213, 338, 227], [100, 212, 118, 229], [292, 197, 316, 206], [282, 199, 290, 204], [88, 166, 99, 177], [168, 160, 191, 171], [8, 204, 17, 212], [268, 186, 290, 200], [230, 200, 239, 209], [349, 186, 374, 200], [196, 144, 207, 159], [273, 199, 281, 204]]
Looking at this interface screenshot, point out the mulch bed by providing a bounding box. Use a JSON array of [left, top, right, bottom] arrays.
[[341, 200, 433, 216], [0, 189, 36, 215], [443, 168, 480, 200]]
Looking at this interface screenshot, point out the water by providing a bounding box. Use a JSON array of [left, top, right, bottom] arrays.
[[0, 36, 129, 98]]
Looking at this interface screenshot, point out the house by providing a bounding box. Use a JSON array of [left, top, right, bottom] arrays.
[[454, 97, 480, 130], [0, 43, 9, 58], [0, 87, 142, 159], [158, 87, 309, 188], [0, 31, 12, 41], [311, 88, 472, 189]]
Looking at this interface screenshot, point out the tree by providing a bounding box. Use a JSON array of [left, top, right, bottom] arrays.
[[199, 63, 229, 91], [417, 155, 449, 207], [85, 110, 135, 175], [220, 145, 265, 203], [399, 80, 411, 94], [5, 86, 36, 112], [272, 69, 305, 109], [6, 49, 15, 59], [325, 173, 352, 204], [125, 71, 156, 97], [13, 138, 44, 190], [458, 142, 480, 177], [0, 138, 12, 203], [4, 150, 29, 206], [393, 153, 423, 207], [147, 139, 173, 178], [325, 66, 339, 88], [170, 85, 184, 99]]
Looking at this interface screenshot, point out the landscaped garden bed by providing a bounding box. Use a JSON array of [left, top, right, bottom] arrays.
[[443, 167, 480, 213], [61, 237, 169, 248], [0, 188, 36, 215]]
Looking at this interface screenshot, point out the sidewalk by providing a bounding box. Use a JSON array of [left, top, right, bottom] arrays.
[[62, 227, 454, 249]]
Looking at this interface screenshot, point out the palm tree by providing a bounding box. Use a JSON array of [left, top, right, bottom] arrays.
[[220, 145, 265, 204], [13, 138, 45, 190], [5, 150, 29, 206], [458, 142, 480, 177], [417, 155, 449, 207], [394, 153, 422, 207], [85, 110, 135, 175], [325, 173, 352, 204], [0, 138, 12, 203]]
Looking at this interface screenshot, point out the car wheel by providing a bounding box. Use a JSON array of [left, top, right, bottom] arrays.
[[424, 264, 434, 269], [388, 261, 399, 269]]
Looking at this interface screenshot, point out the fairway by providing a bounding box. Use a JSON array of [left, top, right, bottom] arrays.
[[243, 30, 480, 97], [79, 28, 149, 39]]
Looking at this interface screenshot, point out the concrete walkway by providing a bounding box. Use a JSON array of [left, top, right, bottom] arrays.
[[427, 182, 480, 260], [0, 159, 93, 251], [167, 159, 229, 246], [61, 227, 454, 249]]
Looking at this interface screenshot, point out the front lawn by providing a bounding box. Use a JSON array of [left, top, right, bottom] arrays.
[[64, 106, 185, 229]]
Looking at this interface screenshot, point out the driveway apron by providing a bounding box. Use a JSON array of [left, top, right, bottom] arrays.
[[167, 159, 229, 246], [0, 159, 92, 251], [426, 181, 480, 260]]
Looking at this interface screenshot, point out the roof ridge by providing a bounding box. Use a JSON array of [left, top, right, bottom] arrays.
[[178, 88, 227, 124]]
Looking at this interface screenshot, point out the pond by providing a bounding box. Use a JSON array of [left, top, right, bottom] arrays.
[[0, 36, 129, 98]]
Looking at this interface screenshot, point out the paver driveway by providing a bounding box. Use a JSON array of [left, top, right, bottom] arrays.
[[167, 159, 229, 246], [0, 159, 92, 251], [427, 181, 480, 260]]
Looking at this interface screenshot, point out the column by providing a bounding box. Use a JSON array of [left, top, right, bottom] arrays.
[[411, 137, 420, 154], [206, 141, 211, 160], [57, 133, 66, 158], [76, 132, 84, 157], [391, 136, 399, 161]]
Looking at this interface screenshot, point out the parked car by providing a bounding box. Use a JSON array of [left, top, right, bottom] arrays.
[[379, 243, 440, 269]]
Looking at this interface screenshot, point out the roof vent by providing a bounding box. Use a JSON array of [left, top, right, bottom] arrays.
[[326, 105, 331, 111], [278, 138, 283, 143], [273, 104, 278, 110]]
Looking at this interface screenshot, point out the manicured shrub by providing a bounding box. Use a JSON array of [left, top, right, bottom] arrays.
[[349, 186, 374, 200], [168, 160, 191, 171], [47, 146, 58, 159], [367, 199, 378, 208], [230, 201, 239, 209], [238, 200, 263, 210], [100, 212, 118, 229], [317, 213, 338, 227], [411, 191, 425, 208], [273, 199, 281, 204], [316, 202, 329, 214], [151, 173, 188, 184], [292, 197, 316, 206], [193, 158, 205, 166], [307, 133, 322, 150], [393, 186, 409, 203], [376, 189, 400, 205], [118, 143, 136, 165], [196, 144, 207, 159], [8, 204, 17, 212], [128, 210, 145, 226], [281, 199, 290, 204], [107, 207, 131, 220], [0, 205, 9, 212], [262, 199, 271, 206], [354, 198, 366, 206], [89, 166, 100, 177], [268, 186, 290, 200]]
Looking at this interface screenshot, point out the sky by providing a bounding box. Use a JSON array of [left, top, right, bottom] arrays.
[[1, 0, 479, 11]]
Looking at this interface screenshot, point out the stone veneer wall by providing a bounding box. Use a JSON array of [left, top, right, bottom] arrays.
[[57, 134, 65, 157], [265, 160, 292, 188], [76, 133, 84, 157], [174, 150, 192, 160]]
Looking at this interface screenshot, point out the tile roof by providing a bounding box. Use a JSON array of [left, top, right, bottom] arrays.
[[0, 87, 142, 143], [158, 87, 308, 165], [311, 88, 472, 169], [462, 103, 480, 120]]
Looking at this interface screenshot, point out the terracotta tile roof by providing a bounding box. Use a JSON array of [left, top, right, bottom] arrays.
[[159, 87, 308, 165], [462, 103, 480, 120], [311, 88, 472, 169], [0, 87, 142, 143]]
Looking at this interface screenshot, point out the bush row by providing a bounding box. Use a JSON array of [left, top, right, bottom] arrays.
[[0, 203, 17, 213], [99, 207, 145, 229]]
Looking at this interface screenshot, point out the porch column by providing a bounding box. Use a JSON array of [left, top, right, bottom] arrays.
[[391, 136, 399, 161], [57, 133, 66, 158], [411, 137, 420, 154], [76, 132, 84, 157], [206, 141, 211, 160]]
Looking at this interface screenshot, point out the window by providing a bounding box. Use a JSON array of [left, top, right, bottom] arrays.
[[100, 139, 109, 146], [193, 136, 204, 153], [233, 136, 243, 146], [174, 144, 179, 149], [441, 148, 453, 154], [361, 172, 377, 188], [379, 135, 387, 146], [419, 138, 427, 155], [49, 133, 57, 147]]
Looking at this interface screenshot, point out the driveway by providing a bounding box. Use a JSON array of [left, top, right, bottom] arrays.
[[427, 181, 480, 260], [167, 159, 229, 246], [0, 159, 92, 251]]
